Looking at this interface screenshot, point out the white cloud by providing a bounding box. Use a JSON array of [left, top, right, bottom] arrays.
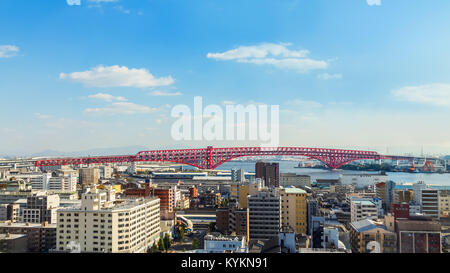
[[0, 45, 19, 58], [88, 93, 127, 102], [207, 43, 328, 72], [367, 0, 381, 6], [392, 83, 450, 106], [66, 0, 81, 6], [84, 102, 158, 115], [318, 73, 342, 80], [150, 91, 183, 96], [286, 99, 323, 108], [60, 65, 174, 88], [35, 113, 53, 119]]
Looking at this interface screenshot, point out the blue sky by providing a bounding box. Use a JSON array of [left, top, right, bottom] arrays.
[[1, 0, 450, 156]]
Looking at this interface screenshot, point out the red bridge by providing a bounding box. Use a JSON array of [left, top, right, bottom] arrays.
[[35, 146, 414, 170]]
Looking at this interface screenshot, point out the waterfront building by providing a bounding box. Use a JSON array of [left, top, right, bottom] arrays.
[[280, 173, 311, 188]]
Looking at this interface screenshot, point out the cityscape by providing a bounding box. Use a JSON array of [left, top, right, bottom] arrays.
[[1, 0, 450, 264]]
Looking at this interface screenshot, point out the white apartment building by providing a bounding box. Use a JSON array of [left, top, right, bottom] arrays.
[[56, 188, 160, 253], [350, 198, 378, 222], [248, 189, 281, 240], [30, 172, 77, 192]]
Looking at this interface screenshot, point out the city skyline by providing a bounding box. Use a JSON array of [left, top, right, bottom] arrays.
[[2, 0, 450, 156]]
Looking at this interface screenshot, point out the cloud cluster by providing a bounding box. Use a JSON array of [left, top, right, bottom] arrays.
[[0, 45, 19, 58], [392, 83, 450, 107], [317, 73, 342, 80], [150, 91, 183, 97], [84, 102, 157, 115], [60, 65, 174, 88], [367, 0, 381, 6], [88, 93, 127, 102], [207, 43, 328, 73]]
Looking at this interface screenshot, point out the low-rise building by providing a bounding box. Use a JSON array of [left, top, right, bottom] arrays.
[[0, 233, 27, 253], [0, 221, 57, 253], [204, 234, 248, 253], [349, 219, 397, 253]]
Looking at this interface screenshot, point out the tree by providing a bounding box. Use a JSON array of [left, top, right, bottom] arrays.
[[163, 233, 172, 251], [150, 243, 158, 253], [180, 228, 185, 241], [208, 222, 216, 232], [192, 237, 199, 250], [158, 237, 165, 252]]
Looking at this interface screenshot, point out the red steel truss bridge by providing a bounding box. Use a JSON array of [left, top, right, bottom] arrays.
[[34, 146, 415, 170]]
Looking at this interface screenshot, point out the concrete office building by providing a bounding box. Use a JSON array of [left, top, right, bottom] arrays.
[[248, 189, 281, 240], [413, 181, 427, 205], [421, 189, 440, 219], [99, 166, 113, 179], [231, 169, 245, 182], [0, 233, 27, 253], [30, 172, 77, 192], [255, 162, 279, 188], [280, 173, 311, 188], [56, 188, 160, 253], [0, 204, 19, 222], [22, 193, 60, 224], [79, 168, 99, 186], [279, 187, 307, 234]]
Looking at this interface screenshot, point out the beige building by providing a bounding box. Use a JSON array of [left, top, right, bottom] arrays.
[[439, 190, 450, 216], [56, 188, 160, 253], [79, 168, 99, 186], [280, 173, 311, 188], [278, 187, 307, 234], [231, 182, 261, 209]]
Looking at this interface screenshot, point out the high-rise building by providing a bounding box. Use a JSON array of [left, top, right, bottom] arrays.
[[231, 169, 245, 182], [278, 187, 307, 234], [98, 166, 113, 179], [255, 162, 279, 188], [375, 182, 386, 207], [307, 200, 319, 236], [248, 189, 281, 240], [30, 172, 77, 192], [56, 188, 160, 253], [421, 189, 440, 219], [79, 168, 99, 186], [153, 188, 174, 213], [413, 181, 427, 205], [385, 181, 396, 210]]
